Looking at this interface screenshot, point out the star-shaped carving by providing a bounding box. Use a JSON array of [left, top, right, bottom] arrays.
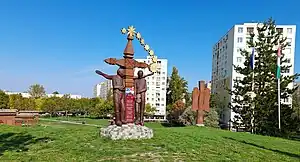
[[127, 26, 136, 37]]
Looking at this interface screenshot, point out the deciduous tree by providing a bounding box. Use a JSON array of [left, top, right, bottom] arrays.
[[28, 84, 46, 98], [0, 90, 9, 109]]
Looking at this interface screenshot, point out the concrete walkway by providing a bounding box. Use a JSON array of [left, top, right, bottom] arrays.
[[40, 118, 100, 127]]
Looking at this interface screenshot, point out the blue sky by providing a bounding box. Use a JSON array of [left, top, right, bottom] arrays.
[[0, 0, 299, 97]]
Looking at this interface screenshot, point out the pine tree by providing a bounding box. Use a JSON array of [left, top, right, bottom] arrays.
[[230, 18, 299, 136], [167, 67, 189, 106]]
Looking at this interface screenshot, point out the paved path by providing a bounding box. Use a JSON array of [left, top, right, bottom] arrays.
[[40, 118, 100, 127]]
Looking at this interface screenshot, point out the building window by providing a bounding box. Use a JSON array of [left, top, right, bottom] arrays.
[[161, 104, 165, 106], [287, 58, 291, 63], [281, 68, 290, 73], [162, 82, 165, 85], [286, 69, 290, 73], [237, 37, 243, 43], [238, 27, 243, 33], [152, 98, 154, 101], [247, 27, 254, 34], [162, 88, 165, 90], [287, 38, 292, 46], [237, 57, 242, 63], [276, 28, 283, 33], [283, 98, 289, 102], [287, 28, 292, 34]]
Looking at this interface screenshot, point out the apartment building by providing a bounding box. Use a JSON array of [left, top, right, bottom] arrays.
[[211, 23, 296, 127], [94, 80, 112, 99], [135, 56, 168, 120]]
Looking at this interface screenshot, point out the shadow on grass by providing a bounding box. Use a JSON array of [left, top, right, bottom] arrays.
[[0, 132, 52, 156], [224, 137, 300, 159], [160, 122, 186, 127], [288, 135, 300, 141]]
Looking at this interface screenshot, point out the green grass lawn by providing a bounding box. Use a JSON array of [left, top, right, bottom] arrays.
[[0, 117, 299, 161]]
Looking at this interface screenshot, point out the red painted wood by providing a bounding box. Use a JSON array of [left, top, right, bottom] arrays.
[[125, 94, 135, 123]]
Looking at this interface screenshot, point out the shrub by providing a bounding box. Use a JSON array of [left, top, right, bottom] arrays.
[[204, 109, 219, 128]]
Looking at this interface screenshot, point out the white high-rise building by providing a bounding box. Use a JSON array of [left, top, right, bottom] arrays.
[[211, 23, 296, 127], [94, 80, 112, 99], [135, 56, 168, 120]]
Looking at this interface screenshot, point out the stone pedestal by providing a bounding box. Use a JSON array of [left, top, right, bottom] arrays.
[[100, 124, 153, 140]]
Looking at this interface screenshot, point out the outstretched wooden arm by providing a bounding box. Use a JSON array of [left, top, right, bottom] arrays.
[[133, 72, 154, 80], [143, 72, 155, 78], [104, 58, 117, 65], [95, 70, 113, 80]]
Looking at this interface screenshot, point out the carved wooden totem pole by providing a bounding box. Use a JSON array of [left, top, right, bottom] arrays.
[[192, 80, 211, 126], [98, 26, 157, 125]]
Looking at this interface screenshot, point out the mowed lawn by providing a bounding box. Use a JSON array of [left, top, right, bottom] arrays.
[[0, 117, 299, 161]]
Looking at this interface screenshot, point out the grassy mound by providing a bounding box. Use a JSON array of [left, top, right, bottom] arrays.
[[0, 117, 299, 161]]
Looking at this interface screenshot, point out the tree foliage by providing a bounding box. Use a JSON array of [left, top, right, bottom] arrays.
[[145, 103, 157, 116], [178, 106, 197, 126], [292, 86, 300, 132], [167, 67, 189, 109], [21, 98, 36, 110], [229, 18, 299, 136], [210, 93, 227, 116], [0, 90, 9, 109], [9, 94, 24, 110], [28, 84, 46, 98], [204, 110, 219, 128]]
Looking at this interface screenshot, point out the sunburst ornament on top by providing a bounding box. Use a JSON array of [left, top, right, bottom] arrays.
[[120, 26, 158, 72]]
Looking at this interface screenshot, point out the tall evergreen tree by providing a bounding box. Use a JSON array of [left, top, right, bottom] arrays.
[[167, 67, 189, 107], [230, 18, 299, 136]]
